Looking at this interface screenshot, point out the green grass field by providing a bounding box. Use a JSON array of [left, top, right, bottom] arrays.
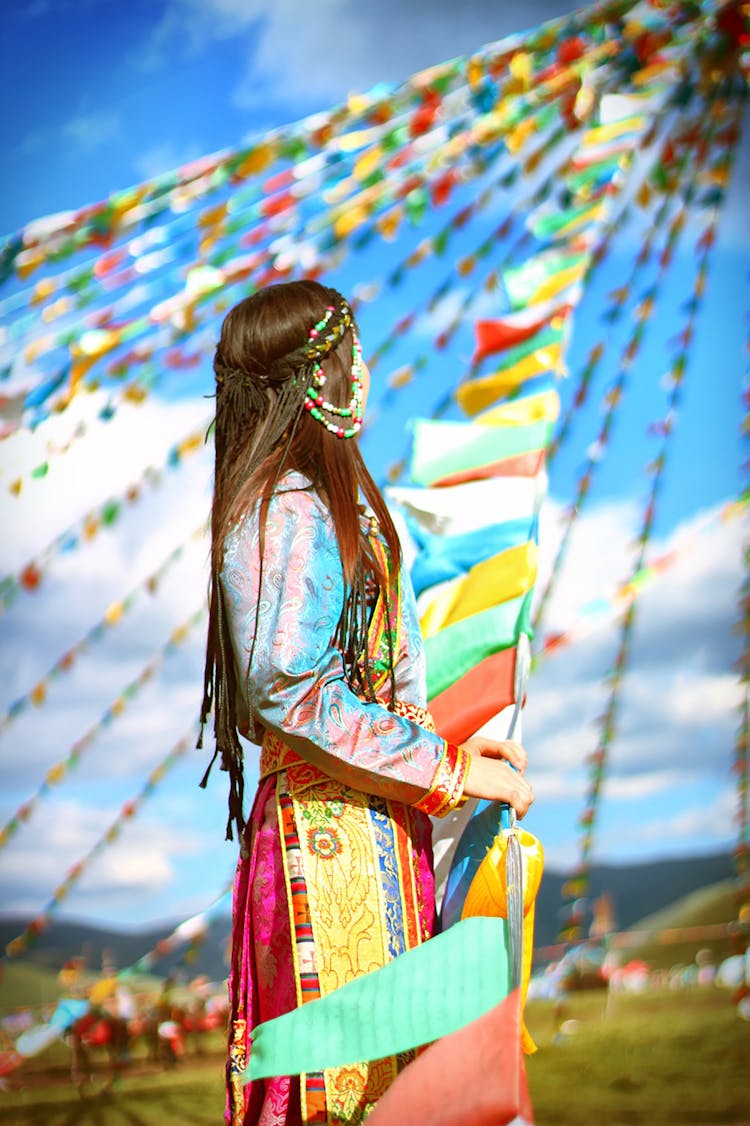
[[1, 986, 748, 1125]]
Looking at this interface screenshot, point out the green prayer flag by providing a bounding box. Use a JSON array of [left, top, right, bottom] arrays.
[[410, 419, 549, 486], [425, 590, 532, 699], [246, 916, 510, 1081], [503, 252, 587, 309]]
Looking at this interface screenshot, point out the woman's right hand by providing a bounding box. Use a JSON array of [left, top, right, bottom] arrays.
[[461, 747, 535, 819]]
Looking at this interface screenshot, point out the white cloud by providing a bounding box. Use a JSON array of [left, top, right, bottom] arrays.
[[635, 788, 736, 842], [0, 797, 205, 917], [592, 787, 737, 863], [524, 495, 744, 796], [0, 392, 213, 813], [62, 110, 121, 151], [16, 109, 121, 162], [138, 0, 584, 109]]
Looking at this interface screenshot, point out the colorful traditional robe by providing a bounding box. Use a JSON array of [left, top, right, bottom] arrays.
[[220, 472, 469, 1125]]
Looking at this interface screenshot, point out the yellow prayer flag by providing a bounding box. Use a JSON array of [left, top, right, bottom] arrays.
[[198, 202, 228, 229], [505, 117, 537, 154], [353, 146, 383, 181], [324, 177, 355, 204], [467, 58, 483, 87], [347, 93, 370, 115], [376, 208, 403, 241], [523, 148, 544, 174], [178, 433, 203, 456], [582, 115, 646, 146], [31, 279, 57, 304], [45, 763, 66, 784], [632, 60, 674, 86], [388, 366, 415, 389], [41, 297, 74, 324], [333, 204, 368, 239], [24, 335, 55, 364], [420, 543, 538, 638], [456, 344, 564, 416], [199, 233, 219, 256], [17, 249, 45, 279], [336, 127, 378, 153], [476, 388, 560, 427], [90, 977, 118, 1003], [406, 240, 432, 268], [704, 165, 729, 187], [532, 260, 588, 305], [636, 181, 653, 207], [104, 602, 124, 626], [30, 682, 47, 706], [509, 51, 531, 87], [234, 143, 276, 178]]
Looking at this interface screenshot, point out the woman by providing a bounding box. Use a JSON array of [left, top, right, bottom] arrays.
[[199, 280, 534, 1125]]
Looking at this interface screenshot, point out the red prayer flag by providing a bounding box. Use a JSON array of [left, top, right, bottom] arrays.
[[431, 448, 545, 487], [472, 308, 571, 363], [368, 989, 533, 1125], [430, 648, 517, 746]]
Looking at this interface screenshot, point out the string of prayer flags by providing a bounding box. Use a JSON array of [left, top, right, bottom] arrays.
[[1, 418, 210, 613], [535, 495, 748, 666], [0, 522, 207, 736], [3, 726, 197, 960], [534, 92, 736, 634], [558, 137, 740, 939], [0, 606, 206, 853], [733, 302, 750, 921], [1, 883, 233, 1074], [0, 0, 746, 996]]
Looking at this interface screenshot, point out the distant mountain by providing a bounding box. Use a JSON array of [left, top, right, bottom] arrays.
[[532, 850, 735, 949], [0, 915, 233, 986], [0, 851, 735, 984], [618, 879, 739, 969]]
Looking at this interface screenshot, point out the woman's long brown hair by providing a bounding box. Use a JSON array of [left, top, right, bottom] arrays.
[[200, 280, 401, 842]]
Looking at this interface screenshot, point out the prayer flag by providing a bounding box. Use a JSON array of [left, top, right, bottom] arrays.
[[419, 543, 538, 638], [424, 591, 533, 699], [410, 516, 537, 598], [472, 298, 571, 362], [475, 387, 560, 427], [431, 448, 545, 487], [409, 418, 551, 486], [388, 477, 546, 538], [246, 916, 512, 1081], [457, 357, 563, 416], [502, 250, 588, 309], [367, 989, 533, 1126], [429, 648, 517, 745]]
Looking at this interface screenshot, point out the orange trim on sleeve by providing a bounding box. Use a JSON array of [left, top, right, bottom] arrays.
[[414, 742, 470, 818]]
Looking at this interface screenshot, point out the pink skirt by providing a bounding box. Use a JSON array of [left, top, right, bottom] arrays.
[[225, 754, 435, 1125]]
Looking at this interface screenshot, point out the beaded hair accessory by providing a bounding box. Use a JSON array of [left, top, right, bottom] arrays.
[[212, 290, 364, 438], [303, 303, 364, 439]]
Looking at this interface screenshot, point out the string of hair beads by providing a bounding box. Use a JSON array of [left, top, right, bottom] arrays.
[[304, 333, 364, 438], [307, 304, 336, 346]]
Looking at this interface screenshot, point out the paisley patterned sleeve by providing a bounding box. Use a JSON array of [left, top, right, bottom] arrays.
[[220, 485, 468, 813], [393, 561, 429, 709]]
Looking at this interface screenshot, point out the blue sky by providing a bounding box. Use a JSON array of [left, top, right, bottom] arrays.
[[0, 0, 748, 938]]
